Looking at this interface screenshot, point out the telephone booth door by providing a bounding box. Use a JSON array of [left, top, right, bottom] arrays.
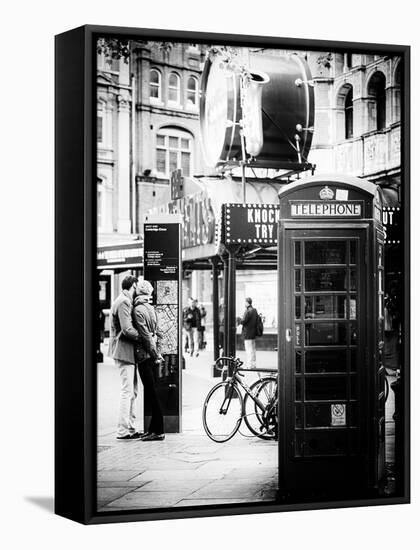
[[279, 228, 370, 492]]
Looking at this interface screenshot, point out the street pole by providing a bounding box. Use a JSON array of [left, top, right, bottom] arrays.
[[211, 257, 220, 364], [222, 254, 229, 359], [241, 161, 246, 203], [227, 247, 237, 367]]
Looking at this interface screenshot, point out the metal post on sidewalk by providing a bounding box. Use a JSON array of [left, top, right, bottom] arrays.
[[222, 254, 229, 356], [211, 257, 220, 365], [227, 247, 237, 373]]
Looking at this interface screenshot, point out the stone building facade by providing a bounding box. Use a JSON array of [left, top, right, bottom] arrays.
[[307, 52, 401, 198], [97, 41, 208, 246]]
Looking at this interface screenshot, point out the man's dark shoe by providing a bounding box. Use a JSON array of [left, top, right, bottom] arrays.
[[141, 432, 165, 441], [116, 432, 143, 440]]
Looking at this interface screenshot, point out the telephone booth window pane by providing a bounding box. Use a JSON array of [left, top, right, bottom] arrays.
[[305, 349, 347, 373], [348, 404, 359, 426], [295, 296, 301, 319], [303, 432, 347, 456], [305, 376, 347, 400], [349, 430, 361, 453], [294, 433, 304, 457], [305, 403, 332, 427], [295, 241, 301, 265], [350, 240, 356, 264], [350, 375, 358, 399], [305, 269, 347, 291], [349, 269, 357, 291], [350, 322, 357, 345], [349, 296, 357, 319], [295, 405, 303, 428], [295, 378, 302, 400], [306, 322, 347, 345], [295, 351, 302, 373], [295, 324, 302, 346], [305, 295, 346, 319], [295, 270, 302, 292], [350, 349, 357, 372], [305, 241, 346, 264]]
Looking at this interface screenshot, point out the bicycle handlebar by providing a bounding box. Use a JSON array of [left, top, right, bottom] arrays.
[[213, 356, 244, 372]]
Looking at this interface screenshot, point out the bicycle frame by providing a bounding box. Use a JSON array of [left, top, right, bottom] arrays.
[[231, 373, 272, 414]]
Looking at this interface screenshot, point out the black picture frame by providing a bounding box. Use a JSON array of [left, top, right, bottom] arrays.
[[55, 24, 410, 524]]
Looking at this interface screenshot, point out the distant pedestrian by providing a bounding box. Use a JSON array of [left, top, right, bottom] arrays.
[[183, 297, 201, 357], [240, 297, 259, 369], [108, 275, 142, 440], [198, 303, 207, 350], [133, 280, 165, 441]]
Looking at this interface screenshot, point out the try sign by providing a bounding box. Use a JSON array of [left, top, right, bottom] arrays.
[[222, 203, 280, 246]]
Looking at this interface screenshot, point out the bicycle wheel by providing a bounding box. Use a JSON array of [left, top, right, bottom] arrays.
[[202, 382, 243, 442], [244, 377, 278, 440]]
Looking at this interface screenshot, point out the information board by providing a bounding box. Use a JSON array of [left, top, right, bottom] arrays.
[[144, 219, 182, 432]]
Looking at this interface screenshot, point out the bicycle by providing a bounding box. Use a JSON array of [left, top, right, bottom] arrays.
[[202, 356, 278, 443]]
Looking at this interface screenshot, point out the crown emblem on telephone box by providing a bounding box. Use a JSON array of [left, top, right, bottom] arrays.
[[319, 186, 334, 200]]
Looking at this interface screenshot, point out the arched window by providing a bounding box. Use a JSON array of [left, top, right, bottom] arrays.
[[393, 62, 401, 123], [150, 69, 162, 101], [156, 127, 193, 177], [168, 72, 181, 104], [345, 53, 353, 70], [368, 71, 386, 131], [97, 181, 103, 230], [97, 100, 109, 145], [336, 84, 353, 141], [97, 102, 104, 144], [344, 88, 353, 139], [186, 76, 198, 107]]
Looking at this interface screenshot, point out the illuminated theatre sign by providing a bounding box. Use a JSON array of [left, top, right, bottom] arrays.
[[222, 203, 280, 245]]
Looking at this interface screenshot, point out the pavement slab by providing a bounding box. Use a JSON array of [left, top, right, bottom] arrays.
[[97, 480, 151, 488], [97, 487, 139, 508], [99, 490, 188, 510], [133, 479, 211, 493], [97, 470, 142, 481], [173, 498, 256, 507]]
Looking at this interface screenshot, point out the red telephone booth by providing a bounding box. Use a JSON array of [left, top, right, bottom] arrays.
[[277, 174, 386, 495]]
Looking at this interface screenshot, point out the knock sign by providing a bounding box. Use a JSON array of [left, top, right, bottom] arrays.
[[223, 203, 280, 245]]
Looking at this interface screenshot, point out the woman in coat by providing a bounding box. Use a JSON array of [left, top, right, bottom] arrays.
[[132, 280, 165, 441]]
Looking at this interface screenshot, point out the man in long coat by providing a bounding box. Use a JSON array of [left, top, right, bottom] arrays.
[[108, 275, 142, 440]]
